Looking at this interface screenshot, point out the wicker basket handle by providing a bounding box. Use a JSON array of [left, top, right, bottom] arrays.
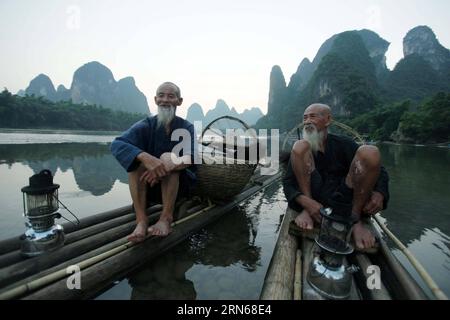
[[200, 115, 257, 147], [201, 115, 252, 137], [200, 115, 264, 164]]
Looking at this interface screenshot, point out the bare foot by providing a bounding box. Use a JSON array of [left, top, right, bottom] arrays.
[[128, 220, 148, 243], [352, 221, 376, 250], [147, 219, 172, 237], [294, 210, 314, 230]]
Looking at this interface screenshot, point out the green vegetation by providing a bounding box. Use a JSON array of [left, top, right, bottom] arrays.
[[343, 93, 450, 143], [399, 92, 450, 143], [383, 54, 444, 102], [314, 53, 378, 115], [0, 89, 146, 131], [329, 32, 378, 87], [258, 29, 450, 144], [280, 32, 379, 132], [344, 101, 411, 141]]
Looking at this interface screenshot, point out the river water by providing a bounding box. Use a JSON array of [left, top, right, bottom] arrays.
[[0, 130, 448, 299]]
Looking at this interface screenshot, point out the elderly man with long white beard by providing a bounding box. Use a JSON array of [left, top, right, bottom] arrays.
[[283, 103, 389, 250], [111, 82, 198, 242]]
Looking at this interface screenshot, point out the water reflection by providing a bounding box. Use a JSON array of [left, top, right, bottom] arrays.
[[128, 206, 262, 299], [189, 207, 261, 270], [0, 143, 128, 196], [377, 144, 450, 298], [2, 141, 448, 299], [128, 250, 197, 300], [380, 144, 450, 243]]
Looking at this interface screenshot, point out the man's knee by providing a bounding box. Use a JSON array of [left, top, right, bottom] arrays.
[[292, 139, 311, 157], [355, 145, 380, 168]]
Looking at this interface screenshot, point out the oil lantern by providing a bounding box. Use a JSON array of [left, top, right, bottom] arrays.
[[21, 169, 65, 256]]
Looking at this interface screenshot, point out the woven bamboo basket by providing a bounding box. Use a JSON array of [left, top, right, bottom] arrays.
[[193, 116, 259, 201]]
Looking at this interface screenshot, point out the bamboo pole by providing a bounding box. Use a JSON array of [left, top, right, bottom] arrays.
[[0, 237, 23, 257], [260, 207, 298, 300], [0, 205, 136, 255], [0, 211, 139, 269], [0, 203, 204, 299], [0, 237, 127, 298], [0, 221, 135, 288], [373, 214, 448, 300], [1, 172, 280, 300], [0, 240, 135, 300], [293, 249, 302, 300], [353, 253, 391, 300], [0, 204, 215, 300], [0, 206, 164, 288], [172, 203, 215, 227], [22, 172, 281, 300], [376, 232, 426, 299]]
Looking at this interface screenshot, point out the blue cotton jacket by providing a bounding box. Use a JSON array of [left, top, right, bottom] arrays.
[[110, 116, 198, 180]]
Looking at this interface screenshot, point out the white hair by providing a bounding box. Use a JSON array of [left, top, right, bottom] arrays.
[[157, 106, 176, 128], [303, 124, 325, 155]]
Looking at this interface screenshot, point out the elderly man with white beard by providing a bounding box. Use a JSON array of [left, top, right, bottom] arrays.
[[111, 82, 198, 242], [283, 103, 389, 250]]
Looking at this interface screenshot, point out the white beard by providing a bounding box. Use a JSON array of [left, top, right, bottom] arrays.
[[157, 106, 176, 128], [303, 125, 325, 155]]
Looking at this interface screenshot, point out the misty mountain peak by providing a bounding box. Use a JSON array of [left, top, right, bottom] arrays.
[[117, 76, 136, 86], [22, 61, 149, 114], [215, 99, 231, 112], [404, 26, 439, 51], [25, 74, 57, 100], [186, 103, 205, 124], [72, 61, 115, 86], [403, 25, 450, 71], [56, 84, 68, 92], [270, 65, 286, 87], [269, 65, 287, 108], [358, 29, 390, 57], [189, 101, 263, 127]]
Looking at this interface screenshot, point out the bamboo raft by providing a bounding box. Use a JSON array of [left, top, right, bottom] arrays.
[[260, 207, 446, 300], [0, 169, 281, 300], [269, 120, 448, 301]]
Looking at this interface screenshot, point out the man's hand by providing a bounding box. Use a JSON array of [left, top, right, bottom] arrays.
[[297, 195, 323, 223], [140, 170, 160, 187], [363, 191, 384, 215], [160, 153, 177, 172], [160, 152, 192, 173], [137, 152, 167, 180]]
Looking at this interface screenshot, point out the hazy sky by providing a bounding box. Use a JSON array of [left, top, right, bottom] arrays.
[[1, 0, 449, 117]]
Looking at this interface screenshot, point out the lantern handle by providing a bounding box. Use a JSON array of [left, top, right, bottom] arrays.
[[54, 196, 80, 226]]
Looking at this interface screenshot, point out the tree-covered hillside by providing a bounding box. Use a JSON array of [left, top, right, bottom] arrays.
[[256, 26, 450, 143], [345, 92, 450, 143], [383, 54, 445, 102], [0, 89, 145, 131], [279, 31, 379, 132]]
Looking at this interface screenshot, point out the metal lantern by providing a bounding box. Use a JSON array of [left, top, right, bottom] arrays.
[[21, 169, 65, 257], [307, 207, 357, 300]]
